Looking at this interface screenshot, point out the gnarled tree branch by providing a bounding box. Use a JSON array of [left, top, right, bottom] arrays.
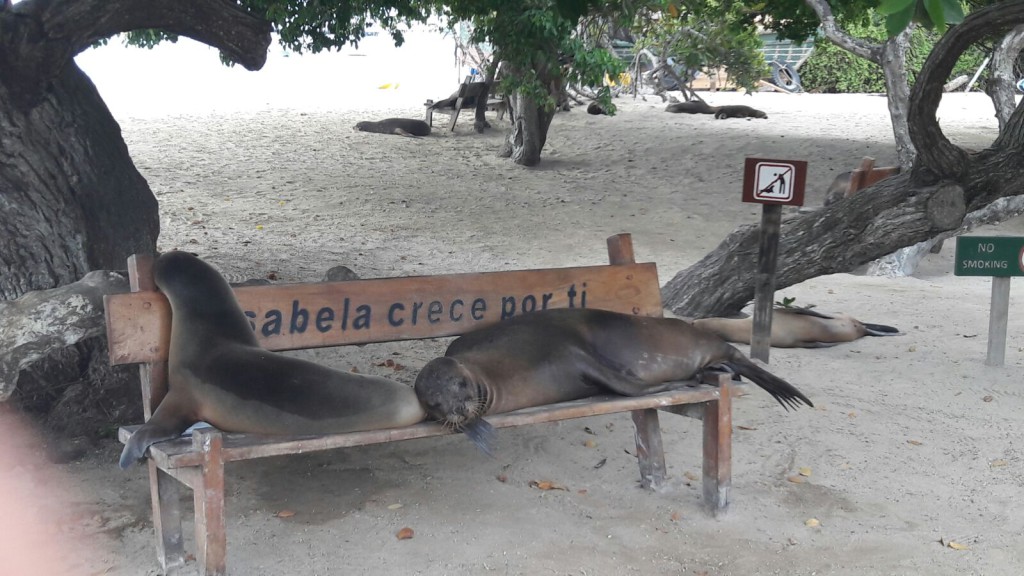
[[909, 0, 1024, 182], [1, 0, 272, 109], [803, 0, 881, 61]]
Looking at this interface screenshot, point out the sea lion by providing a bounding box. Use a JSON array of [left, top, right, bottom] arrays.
[[119, 251, 425, 469], [354, 118, 431, 137], [693, 308, 900, 348], [713, 105, 767, 119], [665, 101, 715, 114], [587, 102, 608, 115], [414, 308, 812, 453], [664, 101, 767, 119]]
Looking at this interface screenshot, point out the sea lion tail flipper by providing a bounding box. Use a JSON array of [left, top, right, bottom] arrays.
[[862, 323, 901, 336], [723, 350, 813, 411], [461, 418, 497, 457]]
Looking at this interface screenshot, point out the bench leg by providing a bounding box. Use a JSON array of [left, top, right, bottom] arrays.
[[192, 429, 227, 576], [631, 408, 667, 489], [149, 461, 186, 574], [702, 376, 733, 515]]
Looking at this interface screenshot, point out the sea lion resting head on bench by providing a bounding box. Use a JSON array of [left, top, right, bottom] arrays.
[[414, 307, 812, 454]]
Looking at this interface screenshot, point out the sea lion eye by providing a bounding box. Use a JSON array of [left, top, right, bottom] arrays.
[[457, 379, 469, 390]]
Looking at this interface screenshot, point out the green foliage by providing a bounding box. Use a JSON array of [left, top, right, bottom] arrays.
[[440, 0, 624, 112], [798, 12, 989, 93], [876, 0, 964, 36], [632, 2, 767, 92]]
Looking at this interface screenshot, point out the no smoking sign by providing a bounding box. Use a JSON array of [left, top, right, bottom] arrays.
[[742, 157, 807, 206]]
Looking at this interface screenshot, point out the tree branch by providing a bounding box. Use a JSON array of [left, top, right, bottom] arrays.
[[803, 0, 881, 62], [909, 0, 1024, 182], [1, 0, 271, 109], [987, 25, 1024, 131]]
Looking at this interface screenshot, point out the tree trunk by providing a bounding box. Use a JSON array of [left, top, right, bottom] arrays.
[[987, 25, 1024, 131], [663, 1, 1024, 317], [879, 28, 915, 168], [473, 59, 497, 134], [0, 62, 159, 300], [499, 91, 556, 166], [0, 0, 270, 424]]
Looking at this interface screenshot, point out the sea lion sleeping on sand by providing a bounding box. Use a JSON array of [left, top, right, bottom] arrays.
[[414, 308, 812, 454], [693, 307, 900, 348], [119, 251, 426, 469], [665, 101, 767, 119], [354, 118, 431, 137]]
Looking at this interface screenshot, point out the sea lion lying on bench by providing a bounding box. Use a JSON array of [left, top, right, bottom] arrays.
[[693, 308, 900, 348], [355, 118, 431, 137], [414, 308, 812, 453]]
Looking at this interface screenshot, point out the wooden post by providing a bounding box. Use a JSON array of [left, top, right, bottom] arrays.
[[750, 205, 782, 363], [607, 233, 668, 489], [150, 462, 185, 573], [193, 429, 227, 576], [702, 374, 732, 514], [987, 277, 1011, 366]]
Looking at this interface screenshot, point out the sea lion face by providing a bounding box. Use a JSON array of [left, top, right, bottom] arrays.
[[353, 121, 371, 132], [413, 357, 485, 430]]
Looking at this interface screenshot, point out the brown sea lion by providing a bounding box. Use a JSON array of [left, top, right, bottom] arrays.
[[693, 308, 900, 349], [414, 308, 812, 453], [119, 251, 425, 469], [587, 102, 608, 115], [665, 101, 715, 114], [713, 105, 767, 119], [665, 101, 767, 119], [354, 118, 431, 137]]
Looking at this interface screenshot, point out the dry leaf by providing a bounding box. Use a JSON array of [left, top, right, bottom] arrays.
[[670, 511, 682, 522], [350, 367, 360, 373], [495, 474, 508, 483], [804, 518, 820, 527], [683, 471, 699, 482], [529, 480, 567, 491], [991, 459, 1008, 468], [275, 510, 295, 518], [907, 440, 923, 446], [577, 489, 588, 496], [387, 504, 403, 510], [737, 425, 757, 431], [983, 395, 994, 403], [396, 527, 414, 540], [798, 467, 812, 477], [786, 475, 806, 484], [947, 540, 968, 550], [584, 426, 597, 435], [594, 458, 607, 469], [848, 412, 857, 419], [584, 439, 597, 448], [908, 346, 917, 352]]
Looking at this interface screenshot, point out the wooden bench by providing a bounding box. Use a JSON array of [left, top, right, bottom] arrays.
[[105, 233, 747, 576], [424, 75, 508, 132]]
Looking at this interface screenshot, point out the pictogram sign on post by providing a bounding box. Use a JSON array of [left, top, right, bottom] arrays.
[[741, 157, 808, 362], [742, 158, 808, 206]]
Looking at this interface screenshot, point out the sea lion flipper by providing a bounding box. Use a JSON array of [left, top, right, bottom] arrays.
[[461, 418, 497, 457], [723, 350, 813, 411], [118, 392, 195, 469], [862, 323, 901, 336]]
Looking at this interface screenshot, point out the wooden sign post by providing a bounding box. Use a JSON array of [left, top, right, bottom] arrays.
[[954, 236, 1024, 366], [741, 158, 808, 363]]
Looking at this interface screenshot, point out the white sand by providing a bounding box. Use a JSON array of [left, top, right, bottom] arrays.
[[37, 34, 1024, 575]]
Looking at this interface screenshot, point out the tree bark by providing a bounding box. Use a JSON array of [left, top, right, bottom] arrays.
[[499, 62, 561, 166], [879, 29, 915, 168], [663, 1, 1024, 317], [0, 271, 128, 400], [987, 25, 1024, 131]]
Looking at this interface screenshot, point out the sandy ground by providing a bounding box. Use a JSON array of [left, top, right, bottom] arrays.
[[14, 34, 1024, 576]]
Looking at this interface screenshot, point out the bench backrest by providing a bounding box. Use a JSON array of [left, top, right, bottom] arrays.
[[104, 234, 663, 417]]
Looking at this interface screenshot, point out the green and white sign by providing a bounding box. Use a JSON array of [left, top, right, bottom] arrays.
[[954, 236, 1024, 277]]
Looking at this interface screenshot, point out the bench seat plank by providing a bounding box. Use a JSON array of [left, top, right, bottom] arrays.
[[119, 381, 748, 469]]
